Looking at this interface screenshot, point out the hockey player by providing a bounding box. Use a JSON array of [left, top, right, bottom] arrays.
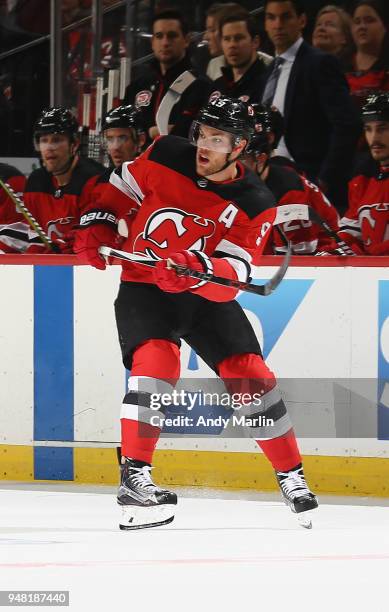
[[242, 104, 339, 257], [0, 163, 27, 253], [102, 105, 147, 169], [25, 107, 105, 253], [327, 93, 389, 255], [90, 105, 148, 214], [74, 96, 318, 530]]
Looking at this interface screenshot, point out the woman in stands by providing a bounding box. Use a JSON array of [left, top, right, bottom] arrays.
[[346, 0, 389, 107]]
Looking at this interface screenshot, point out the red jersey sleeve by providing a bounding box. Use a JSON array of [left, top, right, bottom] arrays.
[[191, 207, 278, 302], [260, 177, 340, 255], [0, 174, 29, 253]]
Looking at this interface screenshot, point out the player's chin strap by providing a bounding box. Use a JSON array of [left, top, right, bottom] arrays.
[[51, 155, 75, 176], [202, 137, 248, 177], [98, 243, 292, 297]]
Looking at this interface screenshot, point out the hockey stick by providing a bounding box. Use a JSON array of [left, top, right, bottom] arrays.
[[307, 207, 355, 256], [0, 178, 59, 252], [98, 244, 291, 297], [273, 203, 355, 256]]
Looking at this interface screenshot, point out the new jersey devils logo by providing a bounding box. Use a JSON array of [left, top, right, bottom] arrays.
[[359, 203, 389, 245], [133, 208, 216, 259], [47, 217, 75, 240]]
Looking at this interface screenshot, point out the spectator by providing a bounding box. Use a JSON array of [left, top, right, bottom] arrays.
[[204, 3, 228, 59], [0, 162, 27, 253], [261, 0, 361, 213], [203, 3, 241, 79], [346, 0, 389, 107], [205, 3, 273, 81], [10, 0, 87, 35], [209, 10, 268, 105], [25, 107, 104, 253], [124, 9, 211, 140], [312, 4, 354, 69], [242, 104, 339, 257], [334, 93, 389, 255]]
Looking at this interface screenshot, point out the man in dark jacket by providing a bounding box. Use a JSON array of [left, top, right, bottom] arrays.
[[124, 9, 211, 141], [209, 9, 269, 105], [261, 0, 361, 212]]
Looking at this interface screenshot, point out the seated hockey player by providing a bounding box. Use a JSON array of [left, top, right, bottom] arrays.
[[321, 92, 389, 256], [89, 105, 148, 223], [102, 104, 147, 170], [0, 163, 27, 253], [25, 107, 105, 253], [74, 96, 318, 530], [242, 104, 340, 258]]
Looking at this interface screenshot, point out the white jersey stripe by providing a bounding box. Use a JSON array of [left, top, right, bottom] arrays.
[[109, 163, 144, 206], [216, 238, 252, 264]]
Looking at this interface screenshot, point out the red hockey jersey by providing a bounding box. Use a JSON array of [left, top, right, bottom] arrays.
[[0, 164, 27, 253], [256, 163, 339, 260], [25, 157, 104, 251], [339, 158, 389, 255], [92, 135, 277, 285], [346, 66, 389, 107]]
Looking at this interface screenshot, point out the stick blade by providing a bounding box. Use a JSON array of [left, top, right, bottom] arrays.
[[261, 242, 291, 296]]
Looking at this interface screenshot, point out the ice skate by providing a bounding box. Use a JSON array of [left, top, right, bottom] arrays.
[[117, 458, 177, 530], [276, 464, 318, 529]]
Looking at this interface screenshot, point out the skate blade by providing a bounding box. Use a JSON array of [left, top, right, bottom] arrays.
[[119, 503, 176, 531], [296, 511, 312, 529]]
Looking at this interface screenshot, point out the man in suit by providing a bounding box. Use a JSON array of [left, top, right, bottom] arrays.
[[261, 0, 361, 212]]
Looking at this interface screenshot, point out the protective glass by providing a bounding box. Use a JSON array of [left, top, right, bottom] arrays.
[[189, 121, 240, 153], [103, 134, 132, 149], [35, 135, 69, 153]]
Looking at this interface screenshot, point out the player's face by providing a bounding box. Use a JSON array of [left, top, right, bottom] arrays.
[[204, 15, 221, 57], [352, 4, 386, 51], [265, 1, 306, 54], [152, 19, 189, 67], [38, 133, 75, 173], [195, 125, 244, 178], [364, 121, 389, 164], [104, 127, 141, 167], [312, 11, 347, 55], [221, 21, 259, 69]]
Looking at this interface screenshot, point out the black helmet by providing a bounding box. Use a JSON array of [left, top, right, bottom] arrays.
[[196, 96, 256, 141], [33, 107, 79, 143], [362, 93, 389, 123], [246, 104, 284, 155], [102, 104, 145, 134]]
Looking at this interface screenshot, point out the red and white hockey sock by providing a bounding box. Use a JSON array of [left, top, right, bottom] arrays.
[[121, 339, 180, 464], [256, 429, 301, 472], [218, 353, 301, 471]]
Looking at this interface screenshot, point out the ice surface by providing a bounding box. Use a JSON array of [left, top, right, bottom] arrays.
[[0, 488, 388, 612]]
